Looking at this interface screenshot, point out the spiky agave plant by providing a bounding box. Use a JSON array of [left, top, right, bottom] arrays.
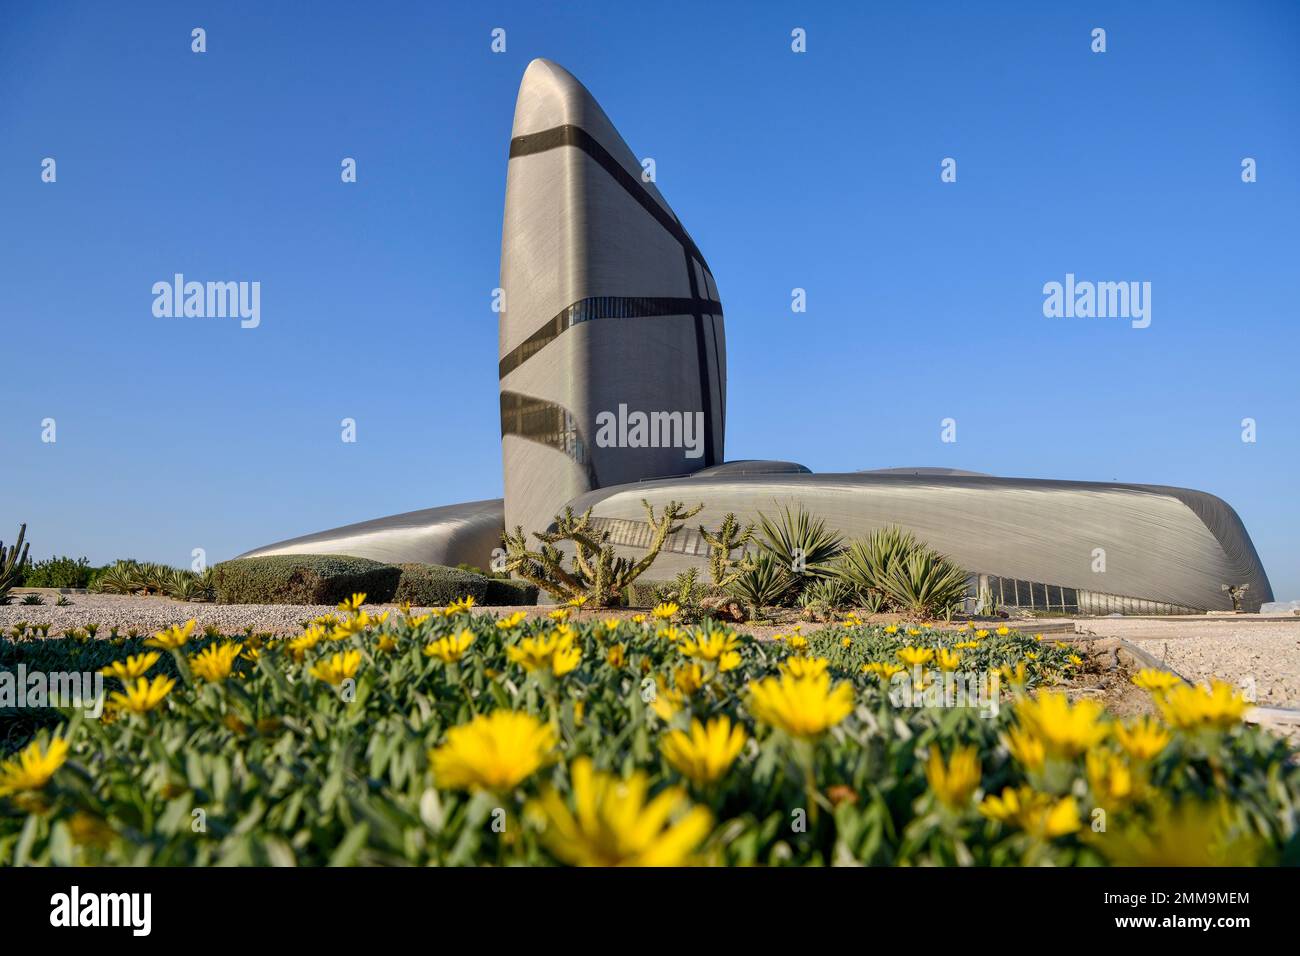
[[754, 504, 844, 604], [835, 526, 920, 610], [880, 546, 971, 621], [726, 552, 793, 619], [92, 560, 139, 595]]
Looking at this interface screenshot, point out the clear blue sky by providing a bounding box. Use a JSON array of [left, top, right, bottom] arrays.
[[2, 1, 1297, 599]]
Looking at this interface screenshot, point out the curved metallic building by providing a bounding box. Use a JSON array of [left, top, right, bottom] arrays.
[[499, 58, 725, 537], [239, 58, 1272, 613]]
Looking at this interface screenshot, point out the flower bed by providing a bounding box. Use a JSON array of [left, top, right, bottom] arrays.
[[1, 602, 1296, 865]]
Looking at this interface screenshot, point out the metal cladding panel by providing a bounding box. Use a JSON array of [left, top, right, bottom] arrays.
[[236, 499, 505, 570], [564, 474, 1273, 612], [499, 58, 725, 538]]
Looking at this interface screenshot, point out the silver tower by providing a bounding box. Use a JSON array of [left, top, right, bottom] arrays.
[[498, 59, 725, 538]]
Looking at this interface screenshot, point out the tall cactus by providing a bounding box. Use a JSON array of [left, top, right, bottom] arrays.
[[700, 512, 756, 587], [1, 523, 30, 601], [502, 500, 702, 607]]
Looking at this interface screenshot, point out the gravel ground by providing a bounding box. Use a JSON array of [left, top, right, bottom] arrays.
[[1075, 615, 1300, 710]]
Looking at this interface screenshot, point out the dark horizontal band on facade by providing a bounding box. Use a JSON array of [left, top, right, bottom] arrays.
[[500, 390, 598, 487], [509, 123, 713, 274], [499, 295, 723, 379]]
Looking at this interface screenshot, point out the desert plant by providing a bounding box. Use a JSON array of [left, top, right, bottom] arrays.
[[726, 552, 793, 618], [166, 569, 206, 602], [20, 555, 93, 589], [92, 561, 139, 595], [879, 547, 971, 620], [835, 526, 920, 610], [797, 575, 855, 621], [652, 568, 706, 621], [55, 595, 72, 607], [501, 500, 703, 607], [20, 593, 45, 606], [1, 524, 30, 603], [700, 513, 756, 588], [754, 504, 844, 604]]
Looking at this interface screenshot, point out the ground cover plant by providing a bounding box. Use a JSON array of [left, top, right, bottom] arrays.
[[2, 601, 1296, 866]]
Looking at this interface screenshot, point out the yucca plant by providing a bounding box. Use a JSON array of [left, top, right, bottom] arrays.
[[726, 552, 793, 618], [880, 546, 971, 620], [166, 569, 203, 601], [797, 575, 855, 621], [835, 526, 920, 610], [92, 560, 140, 595], [754, 504, 844, 604]]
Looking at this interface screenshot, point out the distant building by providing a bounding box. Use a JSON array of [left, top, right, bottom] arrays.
[[240, 60, 1272, 613]]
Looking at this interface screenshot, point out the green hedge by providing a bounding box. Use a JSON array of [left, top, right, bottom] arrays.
[[213, 555, 538, 607], [214, 555, 402, 605], [393, 564, 537, 607]]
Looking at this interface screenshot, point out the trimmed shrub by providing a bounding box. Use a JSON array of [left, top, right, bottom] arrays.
[[393, 564, 489, 606], [214, 555, 401, 605], [483, 577, 538, 606]]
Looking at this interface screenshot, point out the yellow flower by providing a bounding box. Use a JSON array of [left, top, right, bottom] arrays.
[[896, 646, 934, 668], [1097, 800, 1263, 866], [496, 610, 528, 629], [678, 631, 741, 670], [408, 613, 433, 628], [566, 595, 589, 608], [375, 634, 398, 654], [606, 643, 627, 668], [631, 614, 647, 624], [309, 650, 362, 685], [529, 758, 712, 866], [1086, 750, 1135, 806], [424, 629, 475, 663], [603, 618, 621, 634], [979, 786, 1080, 838], [661, 716, 747, 784], [1013, 691, 1108, 758], [445, 596, 477, 615], [337, 593, 367, 613], [747, 672, 854, 738], [100, 652, 161, 682], [573, 700, 585, 726], [935, 648, 962, 672], [429, 711, 556, 791], [657, 625, 684, 642], [547, 607, 571, 622], [926, 745, 981, 810], [0, 736, 69, 797], [841, 636, 852, 648], [1131, 668, 1181, 693], [288, 624, 327, 661], [781, 656, 830, 679], [883, 625, 899, 635], [975, 629, 989, 639], [1113, 716, 1171, 761], [862, 661, 904, 681], [995, 625, 1010, 637], [330, 614, 369, 640], [787, 634, 809, 652], [145, 619, 195, 650], [1024, 651, 1039, 661], [998, 662, 1028, 688], [1001, 724, 1046, 772], [507, 632, 582, 677], [906, 627, 921, 637], [651, 687, 688, 721], [190, 642, 243, 682], [241, 646, 262, 662], [652, 602, 679, 620], [1155, 680, 1250, 731], [109, 675, 175, 714], [1067, 654, 1083, 667], [954, 640, 979, 650]]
